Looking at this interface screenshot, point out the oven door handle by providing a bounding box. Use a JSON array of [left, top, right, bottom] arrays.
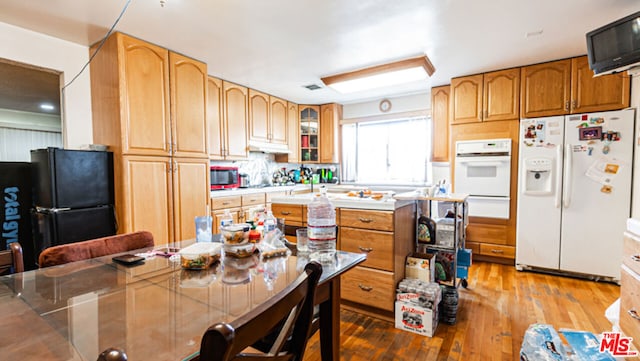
[[456, 161, 505, 167]]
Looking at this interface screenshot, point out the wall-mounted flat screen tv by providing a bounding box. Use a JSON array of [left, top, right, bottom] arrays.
[[586, 11, 640, 75]]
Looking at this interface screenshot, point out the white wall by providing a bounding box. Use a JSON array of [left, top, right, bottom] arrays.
[[0, 21, 92, 148], [342, 92, 430, 119]]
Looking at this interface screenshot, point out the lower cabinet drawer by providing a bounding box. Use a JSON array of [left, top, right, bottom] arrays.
[[341, 266, 395, 311], [340, 227, 393, 271], [619, 266, 640, 351], [623, 232, 640, 276], [479, 243, 515, 259]]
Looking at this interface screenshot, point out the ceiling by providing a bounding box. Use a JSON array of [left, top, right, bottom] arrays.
[[0, 0, 638, 109]]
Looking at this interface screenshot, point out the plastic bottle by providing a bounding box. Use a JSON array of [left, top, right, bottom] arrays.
[[307, 186, 336, 263], [220, 209, 233, 228], [263, 209, 277, 234]]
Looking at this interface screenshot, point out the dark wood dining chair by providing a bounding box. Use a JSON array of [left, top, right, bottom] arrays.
[[38, 231, 155, 268], [193, 261, 323, 361], [0, 242, 24, 275]]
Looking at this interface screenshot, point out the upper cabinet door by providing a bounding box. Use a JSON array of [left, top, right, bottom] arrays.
[[286, 102, 299, 163], [571, 56, 630, 114], [169, 52, 208, 158], [121, 35, 171, 156], [520, 59, 571, 118], [248, 89, 270, 144], [270, 96, 288, 145], [483, 68, 520, 121], [320, 103, 341, 164], [223, 81, 249, 160], [431, 85, 450, 162], [450, 74, 483, 124], [207, 76, 224, 160]]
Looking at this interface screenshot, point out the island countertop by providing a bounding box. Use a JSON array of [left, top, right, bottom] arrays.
[[270, 192, 413, 211]]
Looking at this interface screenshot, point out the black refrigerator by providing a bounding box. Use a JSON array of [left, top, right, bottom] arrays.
[[0, 162, 37, 270], [30, 148, 117, 263]]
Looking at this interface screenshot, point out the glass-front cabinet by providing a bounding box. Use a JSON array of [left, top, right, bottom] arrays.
[[300, 105, 319, 162]]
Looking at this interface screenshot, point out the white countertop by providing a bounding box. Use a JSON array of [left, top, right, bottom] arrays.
[[270, 193, 413, 211], [210, 185, 304, 198]]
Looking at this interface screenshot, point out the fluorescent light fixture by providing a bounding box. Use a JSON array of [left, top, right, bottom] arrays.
[[39, 103, 55, 111], [321, 55, 435, 94]]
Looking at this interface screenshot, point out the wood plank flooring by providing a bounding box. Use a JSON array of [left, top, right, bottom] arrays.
[[302, 261, 620, 361]]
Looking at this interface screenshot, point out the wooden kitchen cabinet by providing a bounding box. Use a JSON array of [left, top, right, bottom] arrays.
[[248, 90, 288, 146], [171, 158, 211, 242], [431, 85, 450, 162], [450, 74, 483, 124], [248, 89, 270, 144], [450, 68, 520, 124], [169, 52, 208, 158], [93, 33, 171, 156], [120, 155, 173, 245], [299, 105, 319, 162], [269, 96, 288, 145], [483, 68, 520, 121], [520, 59, 573, 118], [275, 102, 299, 163], [90, 32, 209, 245], [119, 156, 209, 246], [570, 56, 630, 113], [207, 76, 224, 159], [320, 103, 341, 163], [222, 81, 250, 160], [520, 56, 629, 118], [339, 204, 415, 314], [620, 230, 640, 352]]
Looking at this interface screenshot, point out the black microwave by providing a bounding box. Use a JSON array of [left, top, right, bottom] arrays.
[[210, 166, 239, 190]]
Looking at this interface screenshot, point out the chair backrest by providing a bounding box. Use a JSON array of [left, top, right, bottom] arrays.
[[0, 242, 24, 275], [198, 261, 323, 361], [38, 231, 155, 268]]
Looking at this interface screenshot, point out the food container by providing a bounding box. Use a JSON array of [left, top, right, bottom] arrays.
[[221, 223, 251, 244], [179, 242, 222, 269], [221, 254, 258, 284], [224, 242, 257, 258], [180, 268, 217, 288]]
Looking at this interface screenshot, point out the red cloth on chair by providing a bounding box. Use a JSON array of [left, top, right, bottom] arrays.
[[38, 231, 155, 268]]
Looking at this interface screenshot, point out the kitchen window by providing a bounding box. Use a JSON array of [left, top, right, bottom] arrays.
[[341, 115, 431, 185]]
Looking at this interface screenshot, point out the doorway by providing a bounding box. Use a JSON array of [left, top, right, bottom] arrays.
[[0, 58, 63, 161]]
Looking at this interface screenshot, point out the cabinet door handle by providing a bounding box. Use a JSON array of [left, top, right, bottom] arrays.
[[565, 101, 570, 111], [571, 100, 577, 110], [222, 202, 230, 206], [631, 254, 640, 263], [628, 308, 640, 321], [358, 218, 373, 223], [358, 284, 373, 292], [280, 211, 291, 215], [491, 249, 504, 254], [358, 246, 373, 253]]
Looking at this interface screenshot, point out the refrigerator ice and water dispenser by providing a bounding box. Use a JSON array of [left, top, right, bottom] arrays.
[[522, 158, 553, 195]]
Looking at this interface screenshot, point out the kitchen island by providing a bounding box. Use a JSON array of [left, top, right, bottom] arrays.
[[271, 192, 416, 320]]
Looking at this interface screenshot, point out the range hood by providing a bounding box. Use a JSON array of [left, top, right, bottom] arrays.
[[248, 140, 290, 154]]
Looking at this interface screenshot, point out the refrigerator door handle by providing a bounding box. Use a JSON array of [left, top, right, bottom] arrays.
[[555, 144, 562, 208], [563, 144, 572, 208]]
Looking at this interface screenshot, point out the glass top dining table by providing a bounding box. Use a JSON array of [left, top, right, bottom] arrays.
[[0, 239, 366, 361]]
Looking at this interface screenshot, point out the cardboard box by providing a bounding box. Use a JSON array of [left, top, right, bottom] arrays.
[[395, 300, 438, 337], [405, 252, 435, 283]]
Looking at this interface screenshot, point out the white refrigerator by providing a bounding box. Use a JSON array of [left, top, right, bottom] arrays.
[[516, 108, 635, 280]]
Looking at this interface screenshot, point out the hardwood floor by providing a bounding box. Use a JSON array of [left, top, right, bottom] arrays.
[[303, 261, 620, 361]]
